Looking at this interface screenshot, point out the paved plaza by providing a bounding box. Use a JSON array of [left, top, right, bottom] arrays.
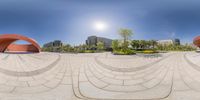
[[0, 52, 200, 100]]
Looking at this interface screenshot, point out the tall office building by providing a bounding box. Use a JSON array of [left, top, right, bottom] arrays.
[[86, 36, 112, 49], [43, 40, 63, 52], [173, 38, 180, 45], [43, 40, 63, 48]]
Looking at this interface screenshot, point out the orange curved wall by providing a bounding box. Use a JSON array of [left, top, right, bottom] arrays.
[[0, 34, 41, 53], [7, 44, 39, 52], [194, 36, 200, 47]]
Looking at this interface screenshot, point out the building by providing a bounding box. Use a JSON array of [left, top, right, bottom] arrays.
[[53, 40, 63, 47], [43, 40, 63, 52], [43, 40, 63, 48], [86, 36, 112, 49], [157, 39, 180, 45], [0, 34, 41, 53], [173, 39, 180, 45]]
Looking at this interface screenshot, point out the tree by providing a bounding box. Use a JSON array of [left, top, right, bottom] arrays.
[[90, 45, 96, 50], [62, 44, 73, 52], [151, 40, 157, 49], [131, 40, 140, 49], [97, 42, 104, 51], [112, 40, 120, 51], [118, 28, 133, 49], [139, 40, 146, 49], [81, 44, 88, 50]]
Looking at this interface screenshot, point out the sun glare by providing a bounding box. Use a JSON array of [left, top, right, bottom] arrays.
[[93, 21, 107, 31]]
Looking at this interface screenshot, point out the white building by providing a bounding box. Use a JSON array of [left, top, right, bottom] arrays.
[[157, 40, 174, 45], [157, 39, 180, 45]]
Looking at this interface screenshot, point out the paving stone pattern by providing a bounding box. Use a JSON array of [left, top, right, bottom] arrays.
[[0, 52, 200, 100]]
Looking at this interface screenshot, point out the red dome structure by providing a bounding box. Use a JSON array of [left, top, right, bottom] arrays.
[[0, 34, 41, 53]]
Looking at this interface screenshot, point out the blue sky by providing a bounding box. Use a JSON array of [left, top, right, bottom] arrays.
[[0, 0, 200, 46]]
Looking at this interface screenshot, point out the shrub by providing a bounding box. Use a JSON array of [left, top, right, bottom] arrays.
[[113, 49, 135, 55], [143, 50, 158, 54], [84, 50, 95, 53], [112, 40, 120, 51]]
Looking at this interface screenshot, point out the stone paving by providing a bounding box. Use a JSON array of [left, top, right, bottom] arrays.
[[0, 52, 200, 100]]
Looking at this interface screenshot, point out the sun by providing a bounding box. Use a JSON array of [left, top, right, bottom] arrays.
[[93, 21, 107, 31]]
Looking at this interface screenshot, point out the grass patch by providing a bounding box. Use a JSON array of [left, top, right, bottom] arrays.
[[76, 50, 96, 53], [113, 49, 136, 55], [135, 49, 159, 54]]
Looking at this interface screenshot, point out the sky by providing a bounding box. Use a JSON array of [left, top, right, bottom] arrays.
[[0, 0, 200, 46]]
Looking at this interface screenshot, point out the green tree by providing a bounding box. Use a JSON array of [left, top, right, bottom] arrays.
[[97, 42, 104, 51], [81, 44, 88, 50], [112, 40, 120, 51], [131, 40, 140, 49], [118, 28, 133, 49], [89, 45, 96, 50], [151, 40, 157, 49], [139, 40, 146, 49], [62, 44, 73, 52]]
